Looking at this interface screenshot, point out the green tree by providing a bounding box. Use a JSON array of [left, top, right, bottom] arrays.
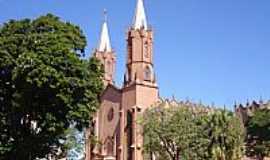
[[142, 102, 245, 160], [246, 109, 270, 160], [142, 104, 208, 160], [0, 14, 104, 159], [203, 110, 245, 160]]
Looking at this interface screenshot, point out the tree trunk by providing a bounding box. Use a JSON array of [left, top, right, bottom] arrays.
[[176, 149, 180, 160]]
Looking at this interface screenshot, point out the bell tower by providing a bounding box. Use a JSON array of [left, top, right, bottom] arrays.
[[120, 1, 159, 160], [124, 0, 156, 87], [94, 10, 116, 86]]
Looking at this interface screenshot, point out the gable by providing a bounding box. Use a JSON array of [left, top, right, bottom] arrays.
[[97, 84, 122, 144]]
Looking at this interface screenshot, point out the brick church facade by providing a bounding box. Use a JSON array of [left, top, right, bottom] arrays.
[[83, 0, 270, 160], [85, 0, 160, 159]]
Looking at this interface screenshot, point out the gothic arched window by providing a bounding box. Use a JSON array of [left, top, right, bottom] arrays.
[[106, 137, 114, 156], [144, 66, 152, 81]]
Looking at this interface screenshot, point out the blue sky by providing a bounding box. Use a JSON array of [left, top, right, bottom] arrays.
[[0, 0, 269, 109]]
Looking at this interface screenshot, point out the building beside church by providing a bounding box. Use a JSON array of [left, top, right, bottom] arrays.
[[85, 0, 159, 159], [235, 100, 270, 125]]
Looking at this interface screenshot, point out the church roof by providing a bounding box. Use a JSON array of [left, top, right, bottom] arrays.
[[100, 83, 122, 100], [133, 0, 148, 30], [98, 10, 112, 52]]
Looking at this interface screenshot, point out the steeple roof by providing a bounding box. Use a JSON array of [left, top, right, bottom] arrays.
[[98, 10, 112, 52], [133, 0, 148, 30]]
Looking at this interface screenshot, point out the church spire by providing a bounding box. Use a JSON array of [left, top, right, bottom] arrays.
[[133, 0, 148, 30], [94, 10, 116, 86], [98, 9, 112, 52]]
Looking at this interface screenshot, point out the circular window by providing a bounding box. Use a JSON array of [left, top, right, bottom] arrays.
[[107, 108, 114, 121]]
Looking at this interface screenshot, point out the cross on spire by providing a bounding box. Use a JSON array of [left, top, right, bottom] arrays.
[[133, 0, 148, 30], [103, 9, 108, 22], [98, 9, 112, 52]]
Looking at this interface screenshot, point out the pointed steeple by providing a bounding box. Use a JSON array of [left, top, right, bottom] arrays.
[[133, 0, 148, 30], [98, 9, 112, 52]]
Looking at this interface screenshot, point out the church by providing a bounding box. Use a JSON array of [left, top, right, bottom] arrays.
[[85, 0, 160, 159]]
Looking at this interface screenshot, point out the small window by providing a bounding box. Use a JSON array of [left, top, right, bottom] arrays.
[[106, 61, 111, 73], [144, 66, 151, 81], [144, 42, 149, 58]]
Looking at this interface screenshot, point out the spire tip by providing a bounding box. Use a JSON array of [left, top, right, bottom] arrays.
[[133, 0, 148, 30], [97, 9, 112, 52]]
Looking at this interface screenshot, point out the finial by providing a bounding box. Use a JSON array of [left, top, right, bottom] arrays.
[[246, 99, 250, 106], [234, 101, 238, 109], [234, 101, 238, 112], [172, 94, 176, 101], [259, 95, 263, 104], [103, 9, 108, 22], [185, 97, 190, 103]]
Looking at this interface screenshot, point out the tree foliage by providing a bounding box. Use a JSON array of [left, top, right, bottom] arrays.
[[246, 109, 270, 159], [0, 14, 104, 159], [142, 105, 206, 160], [203, 109, 245, 160], [142, 103, 245, 160]]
